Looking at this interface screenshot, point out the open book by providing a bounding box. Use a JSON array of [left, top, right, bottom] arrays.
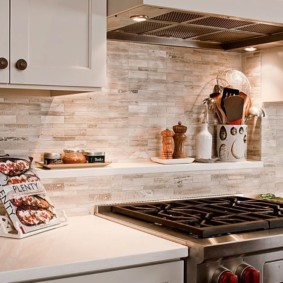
[[0, 155, 60, 235]]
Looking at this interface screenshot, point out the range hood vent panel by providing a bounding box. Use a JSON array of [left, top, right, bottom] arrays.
[[151, 11, 203, 23], [118, 21, 171, 34], [196, 30, 263, 44], [189, 17, 254, 29], [147, 25, 221, 39], [237, 24, 283, 34], [107, 2, 283, 50]]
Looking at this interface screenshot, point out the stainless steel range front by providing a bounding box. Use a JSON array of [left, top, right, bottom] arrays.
[[97, 196, 283, 283]]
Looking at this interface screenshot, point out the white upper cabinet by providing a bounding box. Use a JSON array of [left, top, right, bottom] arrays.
[[0, 0, 9, 83], [1, 0, 106, 91]]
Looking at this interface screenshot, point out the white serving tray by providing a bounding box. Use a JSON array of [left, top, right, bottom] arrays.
[[150, 157, 195, 165]]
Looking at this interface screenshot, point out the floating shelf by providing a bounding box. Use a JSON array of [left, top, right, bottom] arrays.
[[35, 160, 264, 179]]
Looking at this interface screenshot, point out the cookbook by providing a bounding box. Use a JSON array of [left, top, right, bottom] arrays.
[[0, 155, 60, 235]]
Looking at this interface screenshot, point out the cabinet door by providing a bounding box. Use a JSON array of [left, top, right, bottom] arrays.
[[0, 0, 9, 83], [10, 0, 106, 88]]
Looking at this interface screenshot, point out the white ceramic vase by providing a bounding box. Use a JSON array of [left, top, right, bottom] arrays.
[[195, 123, 212, 159]]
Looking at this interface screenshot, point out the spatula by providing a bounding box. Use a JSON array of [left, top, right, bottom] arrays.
[[223, 95, 245, 124], [221, 87, 240, 114]]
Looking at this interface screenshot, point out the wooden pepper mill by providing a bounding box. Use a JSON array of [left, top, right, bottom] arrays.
[[161, 128, 174, 159], [173, 121, 187, 159]]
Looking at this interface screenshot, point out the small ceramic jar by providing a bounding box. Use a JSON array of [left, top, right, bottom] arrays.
[[43, 152, 62, 165], [62, 149, 86, 164], [83, 151, 105, 163]]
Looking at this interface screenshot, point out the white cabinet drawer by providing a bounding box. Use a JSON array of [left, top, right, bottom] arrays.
[[38, 261, 184, 283]]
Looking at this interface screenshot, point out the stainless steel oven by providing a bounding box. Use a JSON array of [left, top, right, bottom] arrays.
[[97, 196, 283, 283]]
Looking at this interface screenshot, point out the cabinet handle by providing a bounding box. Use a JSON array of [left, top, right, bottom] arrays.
[[0, 57, 8, 69], [15, 59, 28, 70]]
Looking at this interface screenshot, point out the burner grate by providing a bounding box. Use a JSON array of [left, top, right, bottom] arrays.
[[112, 197, 283, 238]]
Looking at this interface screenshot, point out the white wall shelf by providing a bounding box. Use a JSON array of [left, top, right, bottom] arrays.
[[35, 161, 264, 179]]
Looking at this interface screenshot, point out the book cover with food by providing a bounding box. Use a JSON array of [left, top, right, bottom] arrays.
[[0, 155, 60, 234]]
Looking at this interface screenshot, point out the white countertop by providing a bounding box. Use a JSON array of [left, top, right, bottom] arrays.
[[0, 215, 188, 283], [35, 160, 263, 179]]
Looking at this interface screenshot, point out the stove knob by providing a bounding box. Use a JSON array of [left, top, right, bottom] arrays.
[[211, 267, 239, 283], [219, 271, 238, 283], [236, 264, 260, 283]]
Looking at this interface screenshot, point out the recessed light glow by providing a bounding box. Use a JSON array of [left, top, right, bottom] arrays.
[[244, 47, 257, 52], [130, 15, 149, 22]]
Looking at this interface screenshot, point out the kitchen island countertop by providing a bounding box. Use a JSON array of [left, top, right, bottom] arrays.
[[0, 215, 188, 283]]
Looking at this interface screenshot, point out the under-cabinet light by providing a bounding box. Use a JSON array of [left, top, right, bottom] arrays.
[[244, 47, 257, 52], [130, 15, 149, 22]]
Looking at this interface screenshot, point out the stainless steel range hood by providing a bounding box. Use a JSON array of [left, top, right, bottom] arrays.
[[107, 0, 283, 51]]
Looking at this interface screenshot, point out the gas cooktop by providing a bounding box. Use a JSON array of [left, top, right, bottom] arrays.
[[110, 197, 283, 238]]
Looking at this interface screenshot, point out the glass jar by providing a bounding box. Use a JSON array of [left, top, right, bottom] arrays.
[[83, 151, 105, 163], [43, 152, 62, 165], [62, 149, 86, 164]]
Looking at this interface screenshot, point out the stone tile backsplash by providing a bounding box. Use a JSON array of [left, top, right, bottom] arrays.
[[0, 41, 282, 216]]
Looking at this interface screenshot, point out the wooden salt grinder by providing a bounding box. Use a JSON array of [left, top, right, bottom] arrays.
[[173, 121, 187, 159], [161, 128, 174, 159]]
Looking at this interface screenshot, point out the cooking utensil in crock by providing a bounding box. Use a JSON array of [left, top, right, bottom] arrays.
[[213, 84, 223, 94], [223, 95, 245, 124], [221, 87, 240, 114], [238, 91, 252, 124], [211, 92, 227, 124]]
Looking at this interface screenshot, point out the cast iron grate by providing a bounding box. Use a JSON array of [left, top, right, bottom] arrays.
[[112, 197, 283, 238]]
